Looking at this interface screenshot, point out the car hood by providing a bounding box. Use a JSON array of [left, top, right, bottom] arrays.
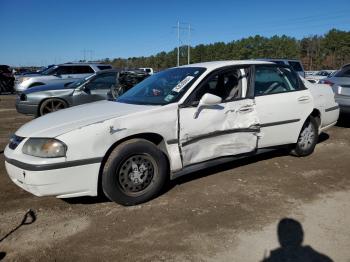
[[16, 100, 158, 138], [24, 82, 74, 94]]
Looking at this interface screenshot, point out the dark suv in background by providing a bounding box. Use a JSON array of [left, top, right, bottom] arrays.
[[0, 65, 15, 94]]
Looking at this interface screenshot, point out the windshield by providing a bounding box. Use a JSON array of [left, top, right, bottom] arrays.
[[66, 74, 95, 88], [117, 67, 206, 105], [41, 65, 58, 75]]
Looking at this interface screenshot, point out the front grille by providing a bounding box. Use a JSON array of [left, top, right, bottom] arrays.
[[9, 135, 25, 150], [20, 93, 27, 101]]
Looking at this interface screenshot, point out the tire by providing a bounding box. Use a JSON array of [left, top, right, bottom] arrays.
[[102, 139, 168, 206], [39, 98, 68, 116], [290, 116, 318, 157]]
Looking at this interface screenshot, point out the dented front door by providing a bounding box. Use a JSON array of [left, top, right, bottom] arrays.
[[179, 99, 260, 166]]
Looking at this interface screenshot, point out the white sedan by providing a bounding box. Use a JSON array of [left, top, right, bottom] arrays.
[[4, 61, 339, 205]]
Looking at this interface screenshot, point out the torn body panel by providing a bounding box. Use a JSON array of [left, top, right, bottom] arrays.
[[179, 99, 260, 166]]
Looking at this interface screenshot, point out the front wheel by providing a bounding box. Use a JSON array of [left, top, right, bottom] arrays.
[[291, 116, 319, 157], [102, 139, 168, 206], [39, 98, 68, 116]]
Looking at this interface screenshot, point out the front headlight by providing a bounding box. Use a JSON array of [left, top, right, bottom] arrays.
[[22, 138, 67, 158], [18, 77, 29, 83]]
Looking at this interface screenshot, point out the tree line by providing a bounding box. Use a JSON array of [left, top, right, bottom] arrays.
[[106, 29, 350, 71]]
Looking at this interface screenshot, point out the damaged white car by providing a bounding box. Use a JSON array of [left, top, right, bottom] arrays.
[[5, 61, 339, 205]]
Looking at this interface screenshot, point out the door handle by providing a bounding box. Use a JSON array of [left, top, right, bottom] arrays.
[[238, 106, 254, 113], [297, 96, 310, 103]]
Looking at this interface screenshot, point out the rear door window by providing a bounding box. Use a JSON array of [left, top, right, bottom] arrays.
[[56, 66, 73, 75]]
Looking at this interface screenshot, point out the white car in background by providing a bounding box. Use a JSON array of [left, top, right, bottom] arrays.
[[306, 70, 336, 83], [5, 60, 339, 205]]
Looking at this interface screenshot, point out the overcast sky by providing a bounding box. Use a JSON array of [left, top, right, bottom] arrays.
[[1, 0, 350, 66]]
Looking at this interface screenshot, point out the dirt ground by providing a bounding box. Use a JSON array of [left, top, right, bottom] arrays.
[[0, 95, 350, 262]]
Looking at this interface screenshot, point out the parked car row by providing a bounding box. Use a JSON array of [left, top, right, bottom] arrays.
[[5, 60, 339, 206], [14, 63, 113, 92], [16, 69, 150, 116]]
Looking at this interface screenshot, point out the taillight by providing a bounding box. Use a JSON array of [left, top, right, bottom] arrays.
[[322, 80, 334, 86]]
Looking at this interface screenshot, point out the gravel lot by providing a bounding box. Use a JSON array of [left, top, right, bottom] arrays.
[[0, 95, 350, 262]]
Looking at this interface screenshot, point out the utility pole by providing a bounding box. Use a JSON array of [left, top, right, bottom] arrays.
[[177, 21, 180, 67], [173, 22, 193, 66], [188, 24, 191, 65]]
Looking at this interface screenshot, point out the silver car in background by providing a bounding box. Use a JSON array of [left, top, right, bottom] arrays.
[[321, 64, 350, 113], [15, 63, 112, 92]]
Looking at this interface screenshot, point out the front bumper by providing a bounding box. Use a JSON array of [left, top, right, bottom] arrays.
[[16, 101, 38, 115], [4, 146, 101, 198]]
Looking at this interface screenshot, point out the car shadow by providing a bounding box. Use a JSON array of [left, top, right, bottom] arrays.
[[168, 134, 329, 191], [260, 218, 333, 262], [62, 194, 111, 205], [336, 113, 350, 128], [318, 132, 329, 143], [170, 148, 290, 189]]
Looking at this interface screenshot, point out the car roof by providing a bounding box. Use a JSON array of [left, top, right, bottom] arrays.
[[179, 60, 274, 70], [58, 63, 112, 66], [95, 69, 121, 74]]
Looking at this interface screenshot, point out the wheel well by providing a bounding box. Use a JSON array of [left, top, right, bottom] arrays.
[[97, 133, 170, 196], [37, 97, 68, 116], [311, 108, 321, 127]]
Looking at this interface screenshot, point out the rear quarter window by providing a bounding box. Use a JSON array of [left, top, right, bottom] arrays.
[[289, 61, 303, 72]]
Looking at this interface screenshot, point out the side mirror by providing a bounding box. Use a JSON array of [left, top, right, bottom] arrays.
[[194, 93, 222, 118], [53, 72, 61, 78], [198, 93, 222, 107]]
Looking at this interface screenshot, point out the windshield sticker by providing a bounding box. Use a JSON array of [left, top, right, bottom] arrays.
[[164, 94, 175, 102], [172, 76, 194, 93]]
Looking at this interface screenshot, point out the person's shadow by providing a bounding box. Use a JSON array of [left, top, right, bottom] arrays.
[[261, 218, 333, 262]]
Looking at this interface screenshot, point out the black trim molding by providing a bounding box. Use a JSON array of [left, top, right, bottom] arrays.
[[325, 105, 339, 112], [5, 156, 102, 171], [167, 139, 179, 145], [260, 119, 300, 128], [181, 127, 260, 147]]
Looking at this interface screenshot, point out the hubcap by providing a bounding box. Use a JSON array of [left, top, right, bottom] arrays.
[[118, 154, 155, 195], [41, 100, 65, 115], [298, 121, 315, 150]]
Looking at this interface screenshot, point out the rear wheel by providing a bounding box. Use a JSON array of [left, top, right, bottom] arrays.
[[102, 139, 168, 206], [39, 98, 68, 116], [291, 116, 318, 157]]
